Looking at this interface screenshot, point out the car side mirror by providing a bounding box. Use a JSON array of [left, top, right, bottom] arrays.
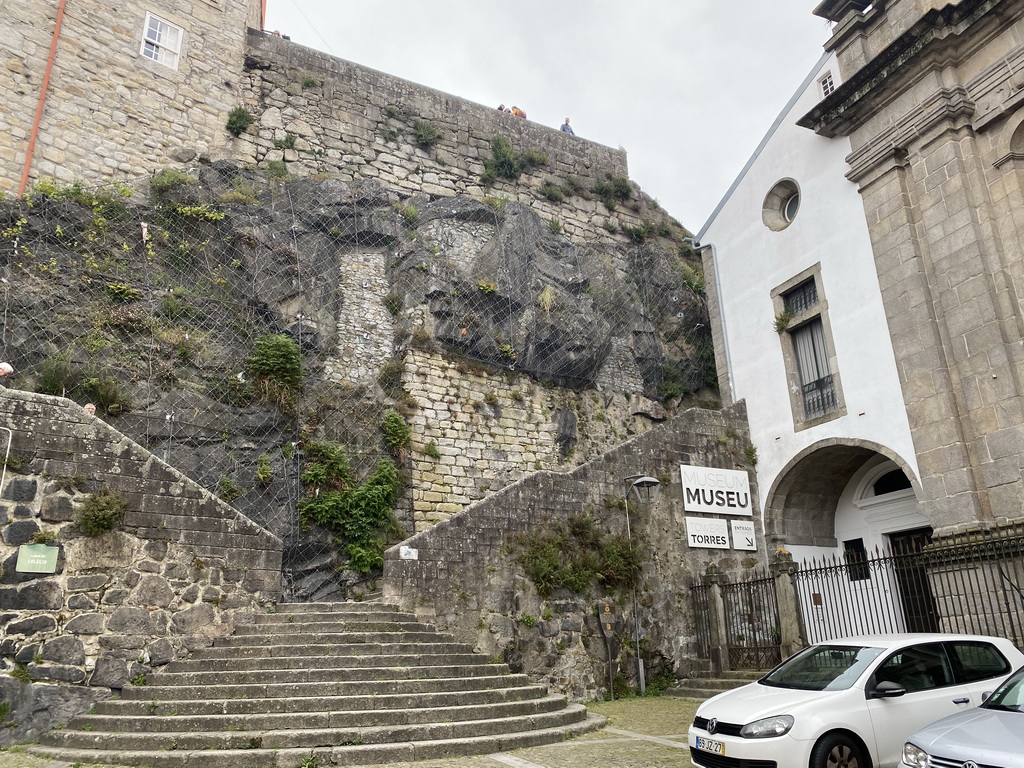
[[871, 680, 907, 699]]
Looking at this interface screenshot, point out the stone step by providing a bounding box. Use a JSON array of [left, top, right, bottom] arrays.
[[143, 662, 511, 687], [252, 612, 420, 625], [163, 652, 488, 673], [187, 641, 477, 660], [118, 673, 532, 701], [28, 599, 602, 768], [270, 602, 397, 614], [232, 620, 437, 635], [208, 631, 454, 647], [667, 678, 759, 699], [44, 702, 588, 751], [94, 684, 551, 717], [75, 693, 569, 733], [30, 712, 606, 768]]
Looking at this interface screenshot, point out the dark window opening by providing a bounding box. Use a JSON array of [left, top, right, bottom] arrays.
[[873, 469, 912, 496], [843, 538, 870, 581]]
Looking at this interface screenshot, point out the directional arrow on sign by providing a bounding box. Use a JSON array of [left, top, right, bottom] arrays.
[[745, 537, 754, 547]]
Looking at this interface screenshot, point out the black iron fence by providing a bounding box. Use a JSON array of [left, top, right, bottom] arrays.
[[722, 572, 781, 669], [796, 528, 1024, 646], [689, 527, 1024, 672], [691, 583, 712, 658]]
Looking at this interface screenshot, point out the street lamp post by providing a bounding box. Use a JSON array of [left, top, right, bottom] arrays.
[[622, 473, 660, 695]]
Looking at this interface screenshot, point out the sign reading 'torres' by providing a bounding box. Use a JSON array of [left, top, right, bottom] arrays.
[[680, 465, 752, 516]]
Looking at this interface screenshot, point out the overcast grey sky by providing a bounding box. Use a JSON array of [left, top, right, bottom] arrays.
[[264, 1, 833, 233]]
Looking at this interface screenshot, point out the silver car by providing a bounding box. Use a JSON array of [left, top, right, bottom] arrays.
[[902, 665, 1024, 767]]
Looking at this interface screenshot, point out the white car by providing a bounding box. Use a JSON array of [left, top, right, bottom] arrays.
[[688, 633, 1024, 768], [901, 664, 1024, 767]]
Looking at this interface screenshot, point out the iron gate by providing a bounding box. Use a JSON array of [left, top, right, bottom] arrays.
[[722, 574, 781, 669]]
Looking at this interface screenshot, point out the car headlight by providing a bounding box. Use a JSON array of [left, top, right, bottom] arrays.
[[740, 715, 794, 738], [902, 743, 928, 767]]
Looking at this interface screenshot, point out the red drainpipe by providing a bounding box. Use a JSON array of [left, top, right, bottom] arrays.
[[261, 0, 267, 29], [18, 0, 68, 197]]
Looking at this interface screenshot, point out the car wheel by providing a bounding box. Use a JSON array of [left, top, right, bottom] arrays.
[[810, 733, 866, 768]]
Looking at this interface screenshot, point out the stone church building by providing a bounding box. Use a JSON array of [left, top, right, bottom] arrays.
[[701, 0, 1024, 639]]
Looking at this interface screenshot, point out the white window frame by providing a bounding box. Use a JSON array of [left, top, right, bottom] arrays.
[[140, 12, 183, 70], [820, 71, 836, 98]]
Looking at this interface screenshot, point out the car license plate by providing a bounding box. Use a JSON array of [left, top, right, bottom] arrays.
[[696, 736, 725, 755]]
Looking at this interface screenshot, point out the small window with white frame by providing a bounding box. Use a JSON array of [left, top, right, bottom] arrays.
[[141, 12, 183, 70], [820, 71, 836, 98]]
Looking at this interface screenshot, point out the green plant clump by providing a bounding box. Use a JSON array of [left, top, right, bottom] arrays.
[[423, 441, 441, 460], [105, 281, 142, 303], [594, 173, 633, 209], [298, 441, 403, 573], [30, 530, 58, 545], [130, 673, 147, 686], [256, 453, 273, 485], [11, 665, 31, 682], [381, 409, 412, 457], [515, 512, 642, 598], [413, 120, 441, 149], [76, 489, 127, 537], [245, 334, 302, 407], [273, 134, 297, 150], [267, 160, 288, 179], [226, 107, 255, 137], [218, 476, 242, 503], [149, 169, 194, 194], [301, 75, 319, 88], [539, 181, 565, 203]]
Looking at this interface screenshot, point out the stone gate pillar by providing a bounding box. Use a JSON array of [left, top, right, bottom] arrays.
[[702, 563, 730, 675], [771, 547, 805, 659]]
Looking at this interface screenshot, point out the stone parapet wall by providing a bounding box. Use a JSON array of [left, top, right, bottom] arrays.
[[0, 389, 282, 743], [400, 350, 675, 532], [238, 32, 676, 245], [383, 401, 761, 700], [0, 0, 259, 195]]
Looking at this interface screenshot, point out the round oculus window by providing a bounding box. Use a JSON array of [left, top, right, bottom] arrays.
[[762, 179, 801, 231]]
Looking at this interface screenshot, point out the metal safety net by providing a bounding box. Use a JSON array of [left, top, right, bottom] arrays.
[[0, 165, 714, 599]]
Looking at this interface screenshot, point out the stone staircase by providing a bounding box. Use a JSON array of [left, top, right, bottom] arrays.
[[30, 602, 603, 767], [666, 659, 764, 699]]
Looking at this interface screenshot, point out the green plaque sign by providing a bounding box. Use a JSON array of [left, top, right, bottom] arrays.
[[16, 544, 59, 573]]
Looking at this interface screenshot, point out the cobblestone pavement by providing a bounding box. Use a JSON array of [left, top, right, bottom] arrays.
[[0, 698, 700, 768]]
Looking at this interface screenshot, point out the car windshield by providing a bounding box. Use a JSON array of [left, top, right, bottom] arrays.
[[760, 644, 885, 691], [982, 668, 1024, 712]]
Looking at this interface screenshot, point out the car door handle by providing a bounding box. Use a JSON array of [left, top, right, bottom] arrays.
[[952, 698, 970, 704]]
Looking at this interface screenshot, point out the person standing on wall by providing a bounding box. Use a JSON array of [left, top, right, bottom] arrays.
[[560, 117, 575, 135]]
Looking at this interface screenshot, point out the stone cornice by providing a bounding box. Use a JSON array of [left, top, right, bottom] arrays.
[[845, 86, 976, 184], [813, 0, 877, 22], [799, 0, 1004, 137]]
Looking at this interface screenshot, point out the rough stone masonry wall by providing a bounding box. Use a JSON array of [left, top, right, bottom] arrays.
[[401, 350, 673, 532], [383, 401, 762, 701], [238, 32, 676, 245], [0, 0, 259, 195], [0, 389, 282, 743]]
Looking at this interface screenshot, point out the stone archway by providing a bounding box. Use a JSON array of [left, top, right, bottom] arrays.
[[764, 438, 919, 547]]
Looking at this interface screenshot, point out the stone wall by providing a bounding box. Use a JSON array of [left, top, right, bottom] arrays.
[[0, 389, 282, 742], [0, 0, 260, 195], [401, 350, 674, 532], [237, 32, 678, 245], [383, 401, 762, 701], [802, 0, 1024, 533]]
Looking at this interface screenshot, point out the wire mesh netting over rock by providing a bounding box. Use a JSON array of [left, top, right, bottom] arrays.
[[0, 165, 716, 600]]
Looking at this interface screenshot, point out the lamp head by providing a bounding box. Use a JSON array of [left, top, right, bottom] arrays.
[[628, 475, 660, 504]]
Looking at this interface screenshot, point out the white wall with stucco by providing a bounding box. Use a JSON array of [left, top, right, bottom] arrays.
[[699, 53, 919, 554]]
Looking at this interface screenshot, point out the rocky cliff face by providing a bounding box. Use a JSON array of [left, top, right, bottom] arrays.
[[0, 163, 714, 598]]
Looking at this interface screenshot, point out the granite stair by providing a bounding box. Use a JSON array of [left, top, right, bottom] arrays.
[[30, 601, 603, 767]]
